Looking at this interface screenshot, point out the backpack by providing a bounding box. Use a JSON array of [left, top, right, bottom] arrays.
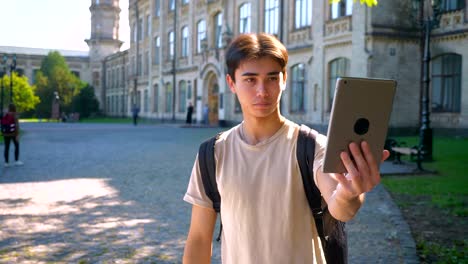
[[198, 125, 348, 264], [1, 113, 16, 135]]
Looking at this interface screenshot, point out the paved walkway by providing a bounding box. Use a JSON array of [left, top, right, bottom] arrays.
[[0, 122, 419, 263]]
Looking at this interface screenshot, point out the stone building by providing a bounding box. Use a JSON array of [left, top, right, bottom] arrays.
[[1, 0, 466, 133]]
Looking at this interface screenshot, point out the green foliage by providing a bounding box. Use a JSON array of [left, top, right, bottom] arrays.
[[34, 51, 84, 118], [382, 136, 468, 262], [0, 72, 40, 113], [71, 84, 100, 118], [330, 0, 378, 7], [417, 240, 467, 264]]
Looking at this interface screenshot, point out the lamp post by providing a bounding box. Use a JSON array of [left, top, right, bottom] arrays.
[[412, 0, 442, 161]]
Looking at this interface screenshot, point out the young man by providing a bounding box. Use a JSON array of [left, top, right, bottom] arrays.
[[183, 33, 389, 263], [2, 103, 23, 167]]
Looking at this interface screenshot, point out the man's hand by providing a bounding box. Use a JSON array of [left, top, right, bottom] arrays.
[[332, 141, 390, 201]]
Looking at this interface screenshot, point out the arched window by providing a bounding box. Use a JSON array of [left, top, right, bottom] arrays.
[[179, 80, 187, 112], [153, 84, 159, 113], [197, 20, 206, 53], [290, 64, 306, 113], [214, 13, 223, 48], [432, 53, 461, 113], [144, 89, 149, 112], [328, 58, 350, 111], [165, 82, 173, 113]]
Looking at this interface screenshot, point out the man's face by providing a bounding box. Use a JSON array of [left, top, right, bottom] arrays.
[[226, 57, 286, 119]]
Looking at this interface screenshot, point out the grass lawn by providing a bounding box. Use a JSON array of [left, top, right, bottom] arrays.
[[382, 136, 468, 263]]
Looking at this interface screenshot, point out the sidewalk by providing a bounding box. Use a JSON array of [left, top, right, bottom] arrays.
[[0, 123, 421, 263]]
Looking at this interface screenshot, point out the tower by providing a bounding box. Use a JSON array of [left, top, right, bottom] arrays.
[[85, 0, 123, 109], [86, 0, 123, 60]]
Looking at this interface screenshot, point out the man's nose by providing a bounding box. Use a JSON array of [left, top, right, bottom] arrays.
[[256, 81, 268, 97]]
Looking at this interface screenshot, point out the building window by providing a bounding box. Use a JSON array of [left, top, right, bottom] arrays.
[[290, 64, 306, 113], [182, 0, 189, 4], [146, 15, 151, 37], [265, 0, 279, 35], [93, 71, 100, 87], [138, 18, 143, 41], [328, 58, 350, 111], [165, 82, 173, 113], [169, 31, 175, 59], [239, 3, 251, 33], [331, 0, 352, 19], [132, 23, 137, 42], [214, 12, 223, 48], [169, 0, 175, 11], [441, 0, 465, 11], [179, 80, 187, 112], [138, 54, 143, 76], [131, 56, 136, 75], [153, 84, 159, 112], [431, 53, 461, 113], [182, 26, 189, 57], [197, 20, 206, 53], [295, 0, 312, 29], [144, 51, 149, 75], [154, 0, 160, 17], [144, 89, 149, 112], [154, 36, 160, 64]]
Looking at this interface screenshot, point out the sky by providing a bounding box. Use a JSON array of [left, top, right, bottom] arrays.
[[0, 0, 130, 51]]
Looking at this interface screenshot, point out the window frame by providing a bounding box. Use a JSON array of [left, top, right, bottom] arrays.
[[328, 57, 350, 111], [290, 63, 306, 113], [431, 53, 462, 113], [294, 0, 312, 29], [265, 0, 279, 35], [181, 26, 189, 57], [197, 20, 206, 53], [239, 3, 251, 34]]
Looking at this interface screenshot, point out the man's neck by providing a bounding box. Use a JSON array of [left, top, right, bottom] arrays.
[[241, 113, 286, 145]]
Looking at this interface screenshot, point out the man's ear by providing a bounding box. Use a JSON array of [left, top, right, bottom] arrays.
[[226, 74, 236, 93]]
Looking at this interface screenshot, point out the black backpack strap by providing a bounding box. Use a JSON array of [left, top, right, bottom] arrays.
[[297, 125, 348, 264], [198, 132, 223, 241], [296, 125, 325, 239]]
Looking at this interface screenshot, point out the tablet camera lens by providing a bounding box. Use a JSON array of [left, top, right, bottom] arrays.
[[354, 118, 369, 135]]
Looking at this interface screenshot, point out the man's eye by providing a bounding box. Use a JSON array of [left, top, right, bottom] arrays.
[[244, 78, 255, 83], [268, 76, 279, 81]]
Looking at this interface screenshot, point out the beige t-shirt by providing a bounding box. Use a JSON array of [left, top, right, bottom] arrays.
[[184, 120, 328, 264]]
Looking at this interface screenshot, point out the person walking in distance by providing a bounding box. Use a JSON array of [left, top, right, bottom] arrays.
[[182, 33, 390, 263], [186, 102, 194, 125], [1, 104, 23, 167], [131, 104, 140, 126]]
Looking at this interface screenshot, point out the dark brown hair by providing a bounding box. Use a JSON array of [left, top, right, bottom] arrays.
[[225, 33, 288, 82]]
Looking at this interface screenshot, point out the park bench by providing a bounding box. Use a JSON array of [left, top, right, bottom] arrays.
[[385, 139, 424, 171]]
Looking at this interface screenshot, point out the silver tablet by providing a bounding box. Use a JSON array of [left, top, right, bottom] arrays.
[[323, 77, 397, 173]]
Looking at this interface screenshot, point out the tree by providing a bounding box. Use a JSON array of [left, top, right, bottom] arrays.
[[1, 72, 40, 113], [34, 51, 84, 118], [331, 0, 378, 6], [71, 84, 100, 118]]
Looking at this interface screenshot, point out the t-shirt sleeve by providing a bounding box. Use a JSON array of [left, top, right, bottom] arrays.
[[183, 154, 214, 209], [313, 133, 327, 186]]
